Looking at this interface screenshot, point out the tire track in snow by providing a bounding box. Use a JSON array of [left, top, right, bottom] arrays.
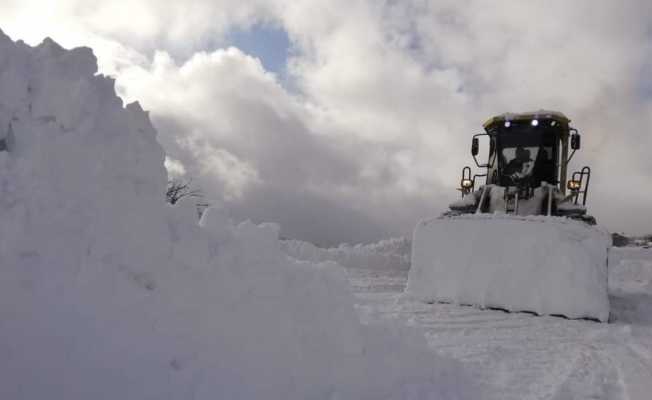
[[588, 326, 652, 400], [547, 344, 625, 400]]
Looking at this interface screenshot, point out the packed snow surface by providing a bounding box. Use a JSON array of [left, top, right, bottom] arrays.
[[0, 31, 480, 400], [350, 247, 652, 400], [407, 214, 611, 321]]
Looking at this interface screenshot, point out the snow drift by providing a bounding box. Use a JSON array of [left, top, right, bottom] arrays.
[[281, 237, 411, 270], [407, 214, 611, 321], [0, 31, 481, 399]]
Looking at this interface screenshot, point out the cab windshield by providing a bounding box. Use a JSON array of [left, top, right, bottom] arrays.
[[496, 127, 558, 187]]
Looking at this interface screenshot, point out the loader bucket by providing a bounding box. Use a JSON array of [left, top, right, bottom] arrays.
[[406, 214, 611, 321]]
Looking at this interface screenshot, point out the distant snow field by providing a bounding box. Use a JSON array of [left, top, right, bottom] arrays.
[[281, 236, 411, 271]]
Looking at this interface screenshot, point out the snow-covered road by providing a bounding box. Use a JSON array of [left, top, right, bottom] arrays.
[[348, 248, 652, 400]]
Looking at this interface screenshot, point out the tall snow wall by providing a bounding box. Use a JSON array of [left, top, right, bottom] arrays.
[[0, 31, 482, 400], [407, 214, 611, 322]]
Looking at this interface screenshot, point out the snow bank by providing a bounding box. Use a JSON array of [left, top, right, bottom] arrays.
[[407, 214, 611, 321], [281, 237, 411, 270], [0, 31, 480, 399]]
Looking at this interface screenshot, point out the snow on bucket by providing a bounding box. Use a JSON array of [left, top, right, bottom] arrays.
[[407, 214, 611, 321]]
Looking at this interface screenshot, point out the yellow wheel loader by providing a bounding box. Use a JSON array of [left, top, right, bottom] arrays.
[[407, 111, 611, 321]]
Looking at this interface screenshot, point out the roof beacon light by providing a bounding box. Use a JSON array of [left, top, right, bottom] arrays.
[[531, 119, 539, 126]]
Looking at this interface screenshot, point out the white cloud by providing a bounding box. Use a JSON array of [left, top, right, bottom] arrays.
[[279, 0, 652, 235], [164, 156, 186, 178]]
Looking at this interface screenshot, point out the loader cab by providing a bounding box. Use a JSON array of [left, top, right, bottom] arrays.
[[472, 111, 578, 192], [457, 110, 591, 217]]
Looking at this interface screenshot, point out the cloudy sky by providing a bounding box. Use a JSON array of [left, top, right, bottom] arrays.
[[1, 1, 651, 244]]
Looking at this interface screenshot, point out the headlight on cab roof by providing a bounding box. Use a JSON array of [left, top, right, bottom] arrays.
[[461, 179, 473, 189]]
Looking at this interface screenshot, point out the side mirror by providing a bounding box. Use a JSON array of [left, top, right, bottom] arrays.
[[571, 133, 581, 150], [471, 137, 479, 156]]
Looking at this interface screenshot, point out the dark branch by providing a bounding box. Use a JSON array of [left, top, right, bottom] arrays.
[[166, 179, 203, 205]]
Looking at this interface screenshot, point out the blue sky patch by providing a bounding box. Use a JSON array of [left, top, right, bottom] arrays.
[[226, 23, 291, 78]]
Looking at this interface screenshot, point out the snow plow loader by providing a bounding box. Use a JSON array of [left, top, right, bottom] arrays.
[[407, 111, 611, 321]]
